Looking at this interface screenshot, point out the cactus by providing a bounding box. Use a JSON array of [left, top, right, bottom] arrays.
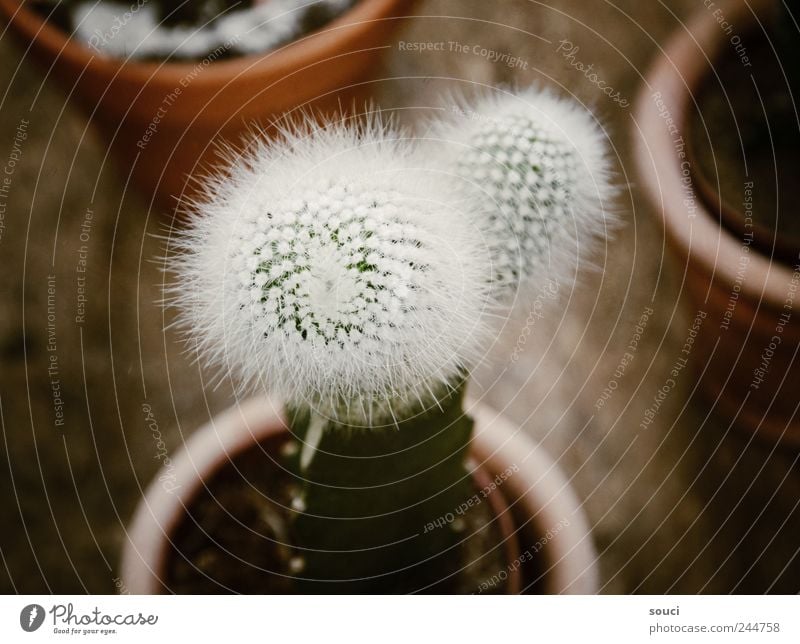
[[172, 117, 492, 591], [61, 0, 356, 60], [172, 118, 491, 424], [172, 90, 613, 592], [285, 382, 475, 592], [433, 89, 615, 294]]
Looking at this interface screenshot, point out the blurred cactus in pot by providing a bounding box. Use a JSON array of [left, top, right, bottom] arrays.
[[35, 0, 357, 59]]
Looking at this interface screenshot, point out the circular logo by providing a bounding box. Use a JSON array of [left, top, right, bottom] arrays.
[[20, 604, 45, 632]]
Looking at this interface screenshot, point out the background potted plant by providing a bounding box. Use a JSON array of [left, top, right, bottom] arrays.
[[0, 0, 413, 208], [633, 0, 800, 446], [121, 86, 612, 593]]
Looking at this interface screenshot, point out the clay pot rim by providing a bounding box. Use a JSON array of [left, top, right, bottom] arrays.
[[467, 401, 598, 594], [120, 397, 599, 594], [632, 0, 797, 305], [0, 0, 406, 86]]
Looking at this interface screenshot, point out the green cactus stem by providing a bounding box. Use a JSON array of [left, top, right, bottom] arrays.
[[284, 382, 475, 593]]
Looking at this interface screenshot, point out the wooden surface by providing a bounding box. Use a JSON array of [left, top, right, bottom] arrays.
[[1, 0, 798, 593]]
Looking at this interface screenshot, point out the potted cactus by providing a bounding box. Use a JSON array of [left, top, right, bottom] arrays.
[[38, 0, 358, 60], [121, 87, 612, 593], [0, 0, 412, 207]]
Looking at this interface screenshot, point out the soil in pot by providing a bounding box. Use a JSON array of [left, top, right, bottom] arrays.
[[165, 431, 533, 594], [689, 20, 800, 263], [30, 0, 357, 62]]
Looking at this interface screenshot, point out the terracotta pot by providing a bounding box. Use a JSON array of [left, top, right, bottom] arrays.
[[0, 0, 413, 209], [683, 1, 800, 266], [633, 0, 800, 446], [120, 398, 599, 594]]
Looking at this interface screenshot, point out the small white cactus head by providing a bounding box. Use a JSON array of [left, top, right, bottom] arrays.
[[435, 89, 616, 294], [171, 118, 491, 424]]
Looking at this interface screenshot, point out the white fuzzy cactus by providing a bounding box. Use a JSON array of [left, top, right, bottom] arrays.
[[171, 118, 491, 423], [434, 89, 615, 293]]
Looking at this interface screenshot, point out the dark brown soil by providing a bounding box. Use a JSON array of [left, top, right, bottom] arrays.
[[689, 24, 800, 263], [165, 433, 528, 594]]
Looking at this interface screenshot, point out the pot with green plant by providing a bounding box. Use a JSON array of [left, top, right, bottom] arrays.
[[0, 0, 412, 208], [121, 87, 611, 593], [634, 0, 800, 445]]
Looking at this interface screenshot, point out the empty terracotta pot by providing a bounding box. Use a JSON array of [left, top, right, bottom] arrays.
[[633, 0, 800, 446], [120, 397, 599, 594], [0, 0, 413, 209]]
